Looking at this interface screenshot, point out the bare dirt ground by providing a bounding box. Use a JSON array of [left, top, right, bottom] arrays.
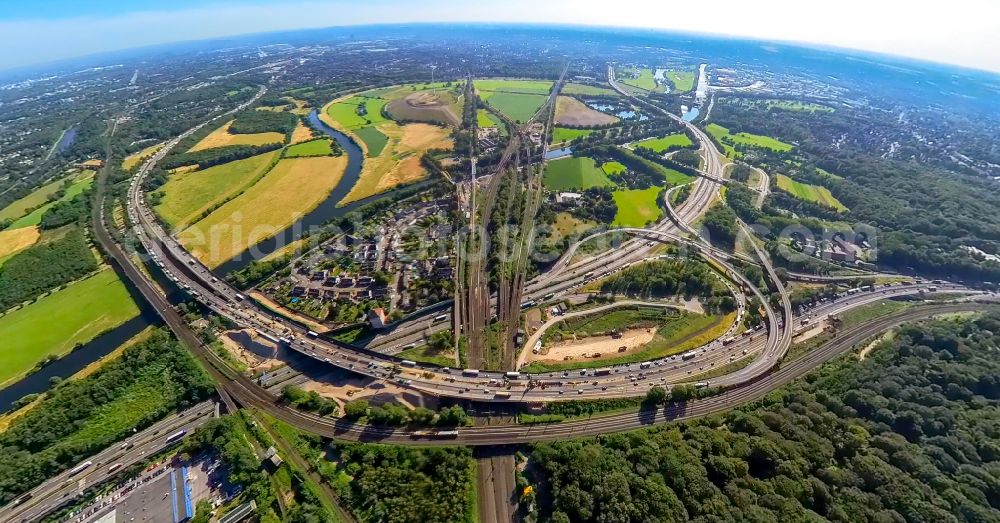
[[399, 123, 454, 150], [554, 96, 619, 126], [302, 374, 434, 411], [525, 327, 657, 364], [792, 319, 828, 344], [221, 329, 284, 371]]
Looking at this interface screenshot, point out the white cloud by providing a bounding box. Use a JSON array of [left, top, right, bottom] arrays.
[[1, 0, 998, 72]]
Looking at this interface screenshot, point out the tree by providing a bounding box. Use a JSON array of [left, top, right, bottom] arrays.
[[644, 386, 668, 405], [343, 399, 369, 420]]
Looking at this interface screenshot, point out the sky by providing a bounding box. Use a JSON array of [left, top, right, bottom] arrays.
[[1, 0, 998, 73]]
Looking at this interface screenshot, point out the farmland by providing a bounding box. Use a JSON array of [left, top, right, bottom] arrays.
[[154, 150, 281, 229], [121, 142, 164, 171], [483, 92, 549, 123], [0, 227, 41, 266], [6, 171, 94, 230], [554, 96, 619, 127], [561, 83, 620, 97], [188, 120, 285, 152], [289, 120, 316, 144], [354, 126, 389, 157], [476, 109, 500, 128], [612, 187, 663, 226], [0, 176, 69, 223], [634, 133, 693, 153], [325, 96, 389, 130], [473, 79, 553, 95], [285, 138, 334, 158], [706, 123, 794, 157], [550, 127, 594, 145], [543, 157, 614, 190], [341, 123, 453, 204], [179, 155, 348, 268], [776, 174, 848, 211], [662, 69, 695, 91], [0, 268, 140, 388]]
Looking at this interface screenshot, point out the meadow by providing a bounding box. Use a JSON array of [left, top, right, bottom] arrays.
[[325, 97, 389, 130], [550, 127, 594, 145], [284, 138, 334, 158], [601, 161, 626, 176], [179, 155, 347, 268], [522, 311, 734, 372], [612, 186, 663, 226], [620, 68, 658, 91], [154, 150, 280, 229], [188, 120, 285, 152], [776, 174, 848, 211], [634, 133, 693, 153], [6, 172, 95, 230], [663, 69, 695, 91], [476, 109, 499, 128], [706, 123, 793, 156], [0, 268, 140, 388], [543, 157, 614, 190]]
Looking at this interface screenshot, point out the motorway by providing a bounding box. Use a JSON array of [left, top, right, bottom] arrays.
[[0, 402, 216, 523]]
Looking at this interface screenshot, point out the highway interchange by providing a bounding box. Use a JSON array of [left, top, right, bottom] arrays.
[[3, 62, 997, 523]]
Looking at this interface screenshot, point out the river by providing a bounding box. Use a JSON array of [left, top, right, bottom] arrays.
[[215, 110, 373, 276]]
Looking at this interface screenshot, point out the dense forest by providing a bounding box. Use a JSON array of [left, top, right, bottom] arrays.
[[709, 98, 1000, 282], [229, 110, 298, 135], [333, 443, 475, 523], [527, 312, 1000, 522], [0, 330, 214, 504], [0, 227, 98, 311], [598, 258, 733, 311]]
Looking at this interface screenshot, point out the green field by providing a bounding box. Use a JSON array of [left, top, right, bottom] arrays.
[[476, 109, 499, 128], [634, 133, 693, 153], [474, 79, 553, 95], [561, 83, 619, 96], [612, 187, 663, 226], [154, 150, 280, 229], [706, 123, 793, 157], [550, 127, 594, 144], [6, 172, 95, 230], [485, 92, 549, 123], [620, 68, 657, 91], [354, 125, 388, 157], [543, 157, 614, 190], [662, 69, 695, 92], [0, 268, 140, 387], [285, 138, 334, 158], [397, 344, 455, 367], [765, 100, 834, 112], [602, 161, 626, 176], [523, 311, 733, 373], [326, 96, 388, 130], [776, 174, 848, 211], [0, 175, 72, 222]]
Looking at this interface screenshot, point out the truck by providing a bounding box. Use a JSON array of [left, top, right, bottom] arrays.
[[505, 371, 521, 379], [583, 271, 595, 279], [462, 369, 480, 377], [400, 360, 417, 367], [594, 367, 612, 376], [433, 314, 448, 322], [306, 330, 319, 338], [235, 293, 246, 301], [722, 337, 736, 346], [494, 391, 512, 399], [639, 361, 652, 369], [681, 352, 697, 361], [107, 463, 124, 474], [543, 292, 555, 300]]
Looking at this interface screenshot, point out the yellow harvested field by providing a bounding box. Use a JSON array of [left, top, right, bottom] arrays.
[[290, 120, 316, 144], [188, 120, 285, 152], [179, 155, 348, 268], [341, 123, 453, 204], [169, 165, 199, 175], [122, 142, 164, 171], [0, 226, 41, 261], [554, 96, 619, 126]]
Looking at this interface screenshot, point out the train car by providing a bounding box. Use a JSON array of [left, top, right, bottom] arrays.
[[68, 461, 93, 476], [165, 430, 187, 445]]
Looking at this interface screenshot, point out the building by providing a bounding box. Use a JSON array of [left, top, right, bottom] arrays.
[[367, 307, 388, 329], [555, 192, 583, 204]]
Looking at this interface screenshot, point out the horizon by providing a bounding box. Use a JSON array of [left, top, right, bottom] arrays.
[[1, 0, 999, 75]]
